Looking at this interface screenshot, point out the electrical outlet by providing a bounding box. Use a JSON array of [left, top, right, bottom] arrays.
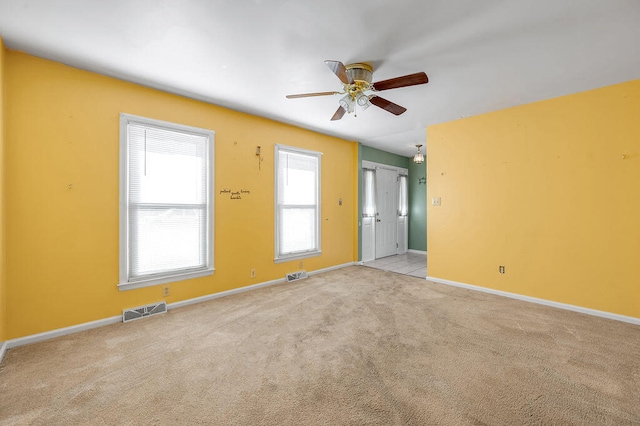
[[432, 197, 442, 206], [250, 268, 256, 278], [499, 266, 505, 274], [163, 286, 170, 297]]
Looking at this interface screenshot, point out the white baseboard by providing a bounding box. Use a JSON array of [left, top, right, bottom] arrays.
[[168, 262, 355, 311], [0, 262, 357, 363], [309, 262, 356, 276], [408, 249, 427, 255], [426, 276, 640, 326], [5, 316, 122, 351], [167, 277, 287, 310]]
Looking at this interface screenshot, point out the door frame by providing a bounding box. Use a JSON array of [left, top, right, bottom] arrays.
[[361, 160, 409, 262]]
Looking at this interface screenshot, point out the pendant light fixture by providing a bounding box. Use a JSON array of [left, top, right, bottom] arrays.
[[413, 144, 424, 164]]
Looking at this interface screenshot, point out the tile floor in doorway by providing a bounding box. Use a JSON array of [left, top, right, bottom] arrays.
[[362, 252, 427, 278]]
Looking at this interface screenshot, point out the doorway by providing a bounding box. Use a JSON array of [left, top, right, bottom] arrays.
[[361, 161, 408, 262]]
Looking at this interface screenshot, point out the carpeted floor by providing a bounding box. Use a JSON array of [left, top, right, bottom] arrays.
[[1, 266, 639, 425]]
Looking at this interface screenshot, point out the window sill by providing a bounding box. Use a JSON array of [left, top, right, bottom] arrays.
[[118, 268, 214, 291], [274, 250, 321, 264]]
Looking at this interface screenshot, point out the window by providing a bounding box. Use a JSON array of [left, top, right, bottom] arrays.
[[362, 169, 376, 217], [275, 145, 321, 262], [398, 174, 408, 216], [119, 113, 214, 290]]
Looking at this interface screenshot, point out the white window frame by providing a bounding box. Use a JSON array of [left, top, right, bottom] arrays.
[[119, 113, 214, 291], [274, 144, 322, 263]]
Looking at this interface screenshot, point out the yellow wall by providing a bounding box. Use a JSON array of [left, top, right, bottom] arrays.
[[5, 51, 357, 339], [0, 38, 6, 342], [427, 79, 640, 318]]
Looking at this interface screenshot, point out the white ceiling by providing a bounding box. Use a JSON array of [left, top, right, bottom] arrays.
[[1, 1, 639, 156]]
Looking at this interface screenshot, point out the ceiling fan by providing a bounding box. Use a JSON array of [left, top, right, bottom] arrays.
[[286, 60, 428, 121]]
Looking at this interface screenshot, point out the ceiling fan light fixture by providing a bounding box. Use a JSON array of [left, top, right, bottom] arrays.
[[355, 92, 371, 110], [339, 94, 355, 113], [413, 144, 424, 164]]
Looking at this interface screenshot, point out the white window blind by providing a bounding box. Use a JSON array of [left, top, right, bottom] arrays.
[[275, 145, 321, 262], [362, 169, 376, 217], [119, 114, 214, 290], [398, 174, 408, 216]]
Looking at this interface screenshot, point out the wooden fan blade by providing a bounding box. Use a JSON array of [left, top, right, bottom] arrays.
[[324, 60, 354, 85], [286, 91, 339, 99], [372, 72, 428, 91], [369, 96, 407, 116], [330, 106, 346, 121]]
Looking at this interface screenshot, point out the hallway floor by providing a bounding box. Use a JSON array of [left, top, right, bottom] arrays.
[[362, 252, 427, 278]]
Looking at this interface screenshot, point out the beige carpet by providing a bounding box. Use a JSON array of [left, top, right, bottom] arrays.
[[1, 266, 639, 425]]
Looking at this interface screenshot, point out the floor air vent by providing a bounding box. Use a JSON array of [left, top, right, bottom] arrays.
[[286, 270, 308, 282], [123, 301, 167, 323]]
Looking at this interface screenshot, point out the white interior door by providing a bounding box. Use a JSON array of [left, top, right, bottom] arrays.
[[375, 168, 397, 258]]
